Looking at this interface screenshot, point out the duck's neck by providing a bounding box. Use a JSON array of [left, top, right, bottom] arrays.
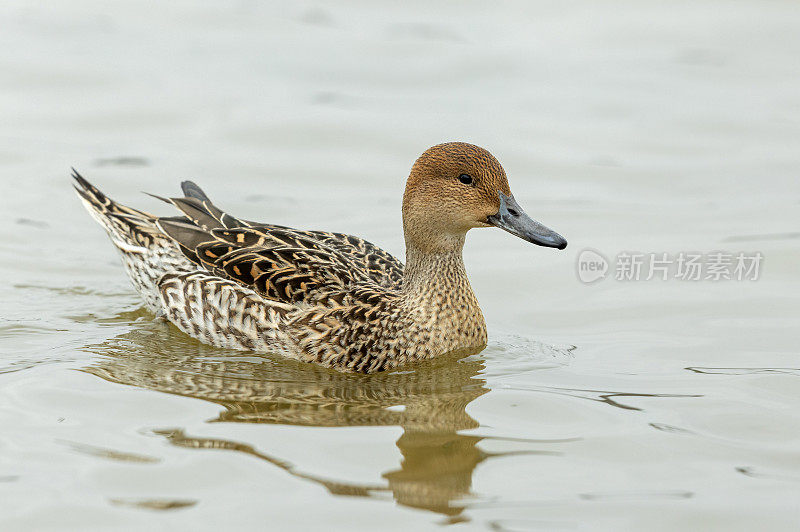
[[403, 236, 467, 297], [401, 236, 487, 349]]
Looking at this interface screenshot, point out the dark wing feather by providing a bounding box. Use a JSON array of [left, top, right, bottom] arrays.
[[181, 180, 211, 201], [155, 182, 405, 299], [157, 219, 389, 307], [167, 196, 247, 231], [177, 182, 403, 287]]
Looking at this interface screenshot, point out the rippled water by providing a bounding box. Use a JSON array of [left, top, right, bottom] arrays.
[[2, 1, 800, 530]]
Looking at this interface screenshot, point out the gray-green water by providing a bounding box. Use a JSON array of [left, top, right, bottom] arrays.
[[2, 1, 799, 530]]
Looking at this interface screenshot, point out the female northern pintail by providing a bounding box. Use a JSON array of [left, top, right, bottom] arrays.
[[74, 142, 566, 373]]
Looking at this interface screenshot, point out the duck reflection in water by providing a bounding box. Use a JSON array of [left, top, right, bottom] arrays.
[[81, 310, 554, 520]]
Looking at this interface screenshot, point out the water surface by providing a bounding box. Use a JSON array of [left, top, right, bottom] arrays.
[[2, 1, 800, 530]]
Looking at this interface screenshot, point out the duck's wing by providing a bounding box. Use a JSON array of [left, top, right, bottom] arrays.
[[156, 181, 403, 290], [155, 182, 402, 306], [301, 230, 403, 290]]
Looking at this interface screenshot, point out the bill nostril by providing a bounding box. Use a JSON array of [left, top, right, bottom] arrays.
[[507, 208, 518, 217]]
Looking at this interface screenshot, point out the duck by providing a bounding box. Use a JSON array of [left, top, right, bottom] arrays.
[[74, 142, 567, 373]]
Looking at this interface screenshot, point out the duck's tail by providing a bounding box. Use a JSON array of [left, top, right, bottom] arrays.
[[72, 169, 162, 252], [72, 170, 194, 311]]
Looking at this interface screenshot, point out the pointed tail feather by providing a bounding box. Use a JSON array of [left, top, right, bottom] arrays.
[[72, 169, 194, 311], [72, 168, 160, 247]]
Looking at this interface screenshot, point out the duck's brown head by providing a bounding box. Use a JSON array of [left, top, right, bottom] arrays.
[[402, 142, 567, 253]]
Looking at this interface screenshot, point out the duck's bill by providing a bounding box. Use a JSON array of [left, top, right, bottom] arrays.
[[487, 191, 567, 250]]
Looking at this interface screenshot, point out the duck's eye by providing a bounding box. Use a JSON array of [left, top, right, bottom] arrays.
[[458, 174, 473, 185]]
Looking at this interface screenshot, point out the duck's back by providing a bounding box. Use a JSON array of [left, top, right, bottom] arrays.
[[157, 181, 404, 300]]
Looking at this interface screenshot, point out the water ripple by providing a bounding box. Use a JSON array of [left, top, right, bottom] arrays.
[[497, 384, 702, 411], [686, 367, 800, 376]]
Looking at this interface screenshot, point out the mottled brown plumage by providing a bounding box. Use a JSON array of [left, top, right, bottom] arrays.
[[74, 142, 566, 373]]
